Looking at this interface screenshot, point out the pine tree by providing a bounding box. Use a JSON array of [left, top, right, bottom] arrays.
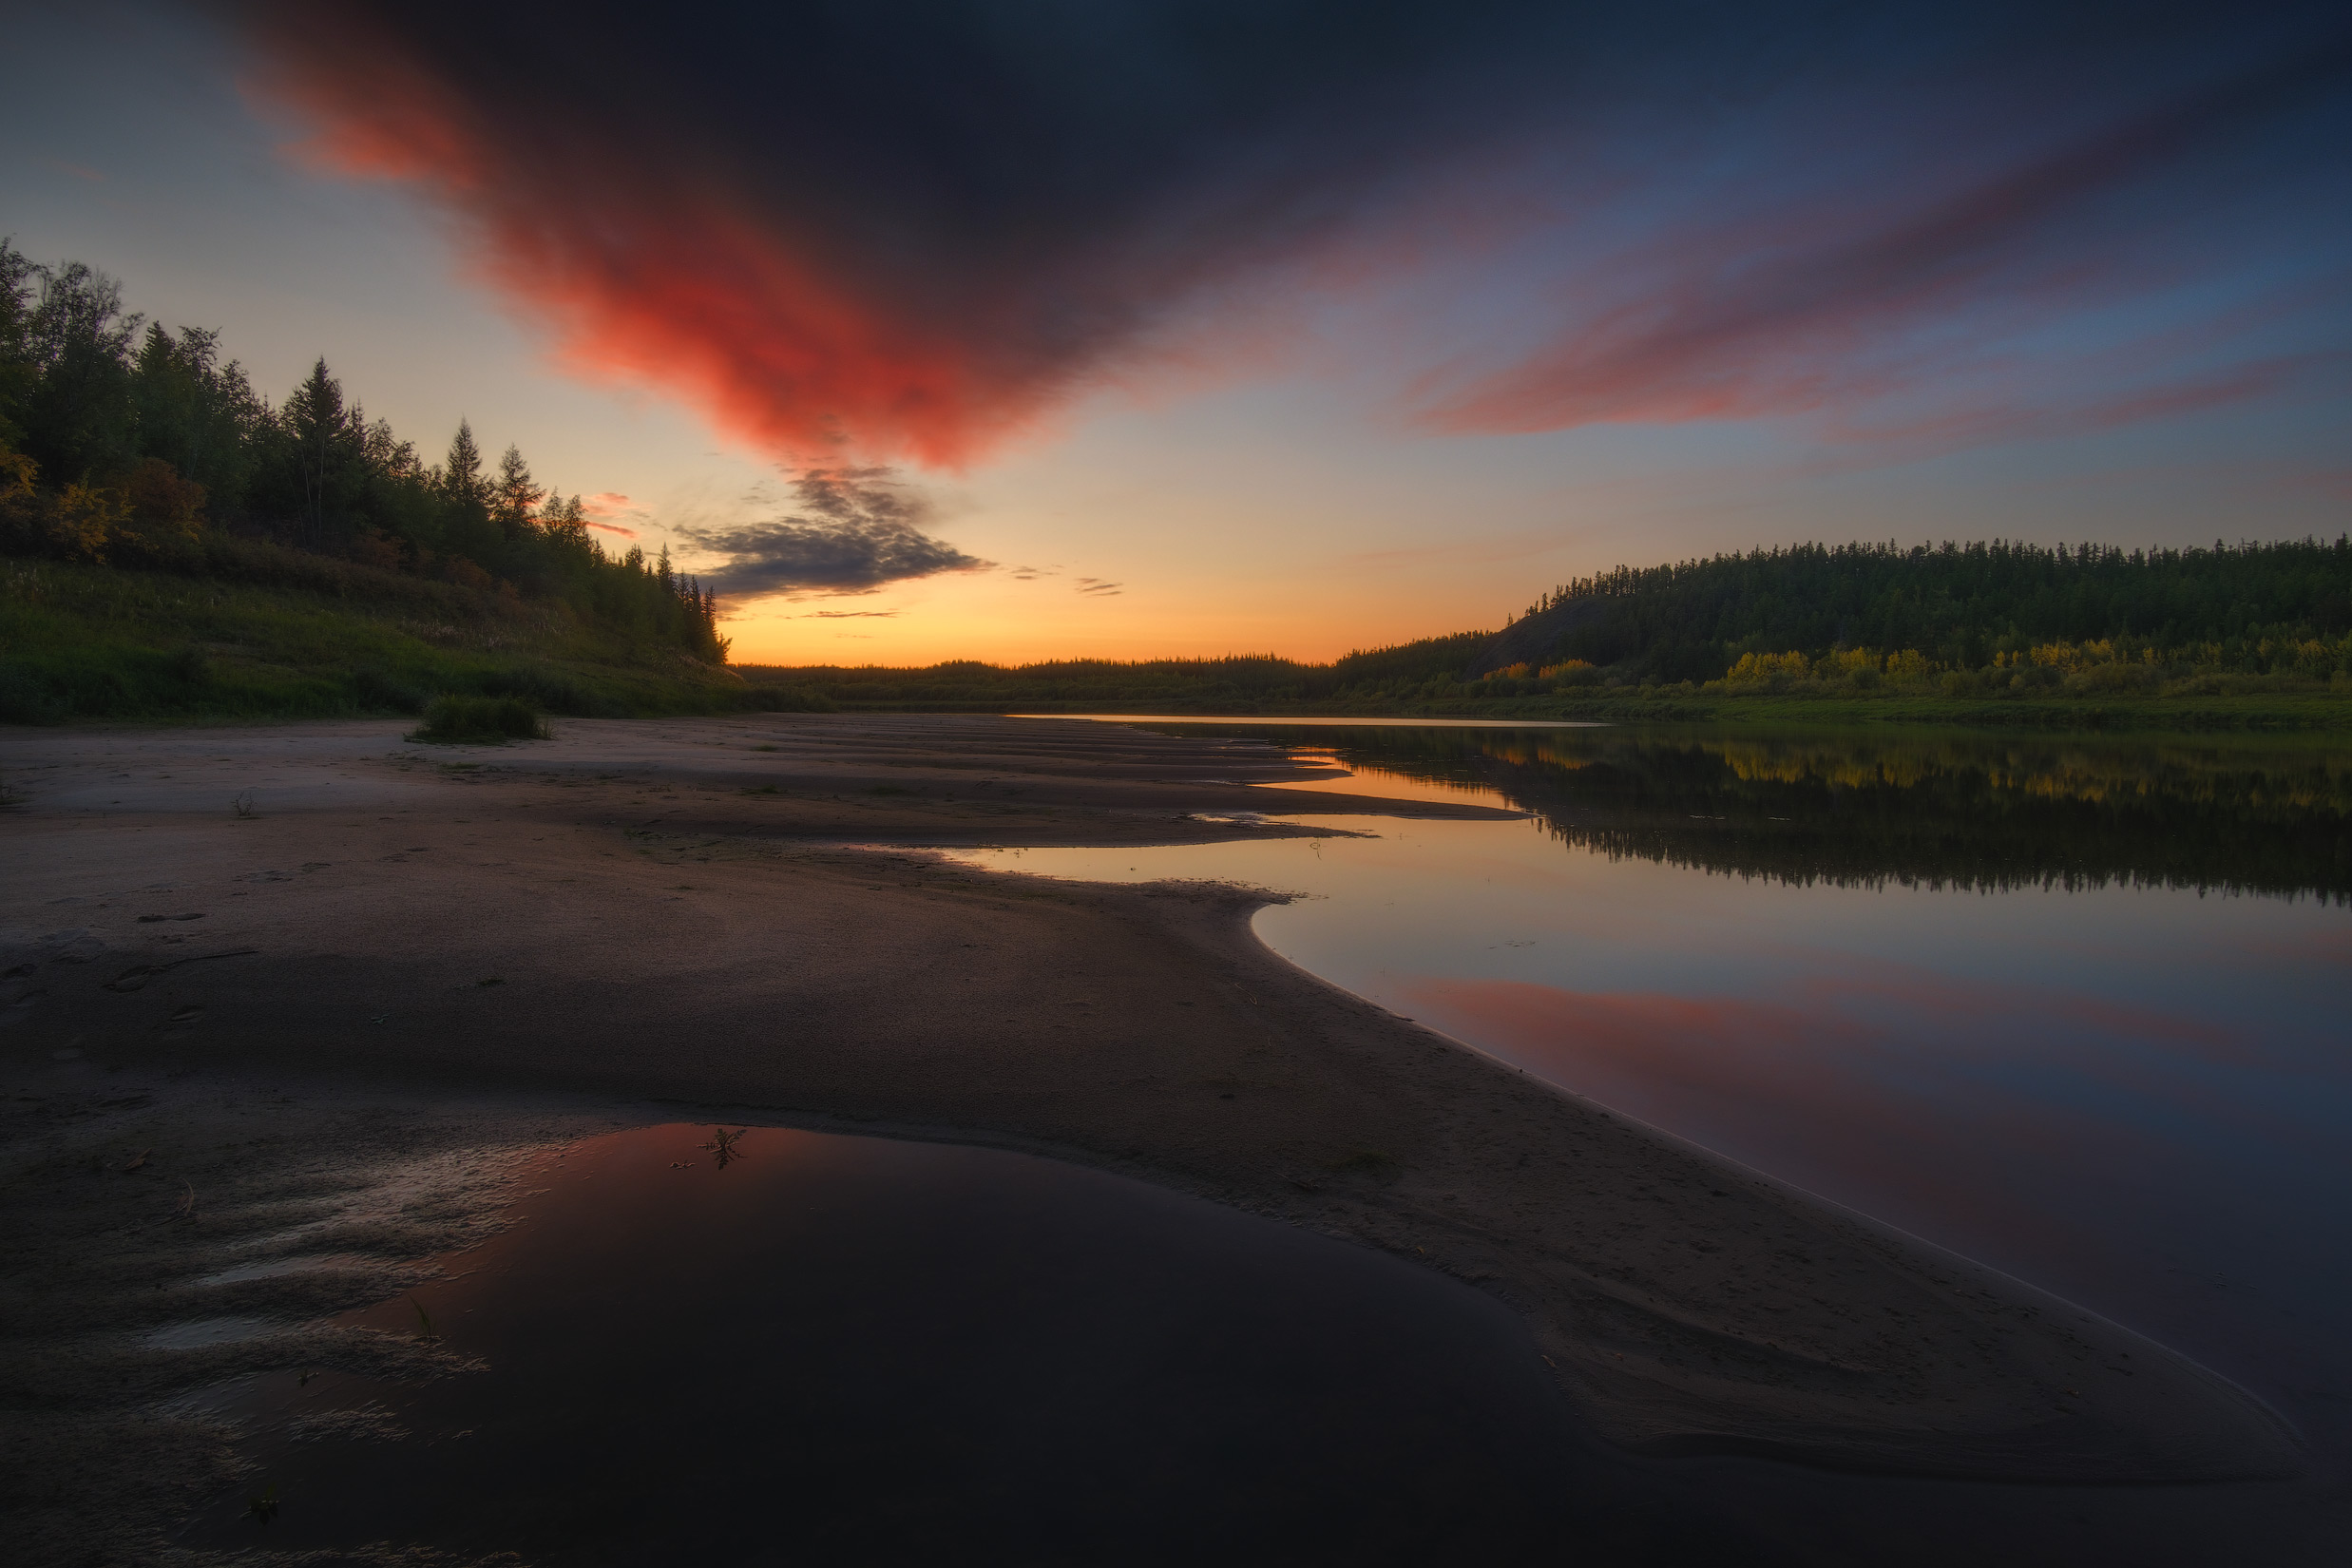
[[540, 491, 590, 547], [441, 419, 485, 509], [130, 324, 265, 510], [281, 358, 357, 540], [489, 443, 541, 537]]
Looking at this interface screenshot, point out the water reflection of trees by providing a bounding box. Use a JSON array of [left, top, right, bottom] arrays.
[[1230, 726, 2352, 902]]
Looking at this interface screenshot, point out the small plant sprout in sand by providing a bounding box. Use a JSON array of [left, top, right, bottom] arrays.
[[231, 789, 258, 819], [245, 1483, 280, 1525], [409, 1296, 440, 1343], [700, 1126, 751, 1170]]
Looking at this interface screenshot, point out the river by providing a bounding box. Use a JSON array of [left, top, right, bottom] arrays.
[[952, 719, 2352, 1473]]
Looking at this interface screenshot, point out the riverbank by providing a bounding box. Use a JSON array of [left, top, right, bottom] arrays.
[[0, 552, 777, 726], [756, 689, 2352, 733], [0, 715, 2325, 1558], [733, 661, 2352, 733]]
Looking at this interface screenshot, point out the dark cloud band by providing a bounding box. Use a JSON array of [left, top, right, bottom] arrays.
[[233, 1, 2352, 466]]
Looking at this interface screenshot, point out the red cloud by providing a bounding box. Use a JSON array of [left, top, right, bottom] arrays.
[[242, 19, 1072, 468], [235, 4, 2352, 468]]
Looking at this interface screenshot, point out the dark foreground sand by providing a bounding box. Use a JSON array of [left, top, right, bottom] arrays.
[[0, 715, 2333, 1562]]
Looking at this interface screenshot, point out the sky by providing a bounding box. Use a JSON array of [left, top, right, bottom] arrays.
[[3, 0, 2348, 664]]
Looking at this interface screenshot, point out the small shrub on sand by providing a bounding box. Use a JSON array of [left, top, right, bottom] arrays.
[[410, 695, 548, 744]]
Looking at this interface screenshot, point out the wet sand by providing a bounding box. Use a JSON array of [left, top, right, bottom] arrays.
[[0, 715, 2331, 1560]]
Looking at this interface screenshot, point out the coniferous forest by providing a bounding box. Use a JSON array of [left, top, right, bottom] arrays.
[[1, 243, 737, 723]]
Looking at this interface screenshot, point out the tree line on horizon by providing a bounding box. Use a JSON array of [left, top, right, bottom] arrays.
[[740, 532, 2352, 710], [0, 242, 723, 661], [1483, 538, 2352, 688]]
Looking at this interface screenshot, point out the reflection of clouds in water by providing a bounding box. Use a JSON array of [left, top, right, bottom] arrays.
[[1398, 974, 2149, 1259], [1398, 958, 2344, 1295], [980, 717, 2352, 1460]]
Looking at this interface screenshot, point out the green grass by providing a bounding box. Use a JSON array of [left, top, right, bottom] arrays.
[[735, 656, 2352, 733], [1370, 687, 2352, 732], [736, 657, 2352, 733], [0, 553, 790, 724], [409, 695, 549, 744]]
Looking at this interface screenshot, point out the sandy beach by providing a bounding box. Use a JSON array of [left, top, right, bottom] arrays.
[[0, 714, 2325, 1561]]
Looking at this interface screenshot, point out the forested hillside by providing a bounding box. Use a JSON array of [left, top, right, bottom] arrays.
[[1493, 540, 2352, 680], [1315, 538, 2352, 707], [1, 242, 742, 721], [742, 540, 2352, 725]]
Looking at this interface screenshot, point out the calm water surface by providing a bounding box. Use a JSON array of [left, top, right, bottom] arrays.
[[190, 1123, 1781, 1566], [950, 721, 2352, 1471]]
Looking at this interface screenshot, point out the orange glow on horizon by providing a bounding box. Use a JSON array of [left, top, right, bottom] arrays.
[[713, 583, 1498, 670]]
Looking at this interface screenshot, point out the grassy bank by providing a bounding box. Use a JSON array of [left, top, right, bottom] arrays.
[[736, 660, 2352, 733], [1325, 687, 2352, 732], [0, 553, 823, 724]]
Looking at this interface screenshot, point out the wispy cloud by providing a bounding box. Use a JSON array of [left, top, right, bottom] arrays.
[[1075, 577, 1123, 597], [581, 490, 643, 537], [1413, 41, 2352, 439], [672, 468, 988, 600]]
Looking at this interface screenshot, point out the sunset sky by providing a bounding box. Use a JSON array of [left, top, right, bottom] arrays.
[[5, 1, 2347, 664]]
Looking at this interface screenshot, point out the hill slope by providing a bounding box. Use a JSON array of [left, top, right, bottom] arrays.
[[1, 542, 774, 724], [1477, 538, 2352, 681]]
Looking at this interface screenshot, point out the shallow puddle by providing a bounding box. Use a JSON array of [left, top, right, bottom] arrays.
[[184, 1122, 1788, 1565]]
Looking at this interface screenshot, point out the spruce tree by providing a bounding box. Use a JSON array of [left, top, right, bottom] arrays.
[[281, 357, 355, 541], [490, 443, 541, 537], [442, 419, 486, 508]]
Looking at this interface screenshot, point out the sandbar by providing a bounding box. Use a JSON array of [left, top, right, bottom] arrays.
[[0, 714, 2323, 1558]]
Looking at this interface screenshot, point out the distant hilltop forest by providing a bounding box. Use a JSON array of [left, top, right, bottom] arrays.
[[1377, 535, 2352, 696], [745, 536, 2352, 726], [1, 243, 750, 723]]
